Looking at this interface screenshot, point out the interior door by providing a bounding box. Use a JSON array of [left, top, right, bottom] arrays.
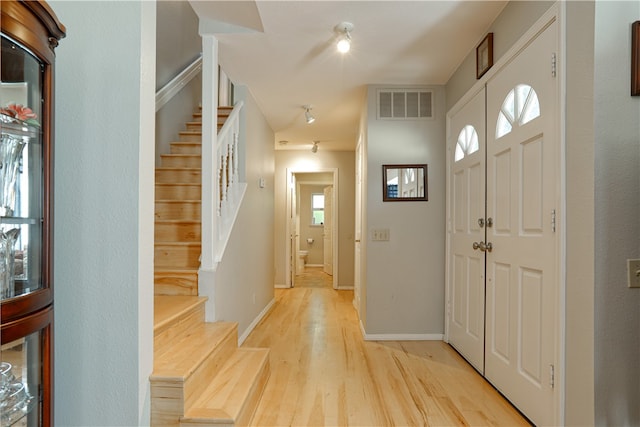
[[322, 185, 333, 276], [354, 142, 363, 311], [289, 174, 297, 287], [484, 20, 558, 426], [448, 87, 486, 373]]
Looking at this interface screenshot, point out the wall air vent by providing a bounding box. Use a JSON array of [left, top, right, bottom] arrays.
[[377, 89, 433, 120]]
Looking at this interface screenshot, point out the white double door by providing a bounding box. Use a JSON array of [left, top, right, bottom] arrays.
[[448, 20, 558, 426]]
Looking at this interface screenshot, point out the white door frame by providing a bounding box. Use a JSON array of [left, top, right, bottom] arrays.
[[285, 167, 339, 289], [445, 3, 564, 425]]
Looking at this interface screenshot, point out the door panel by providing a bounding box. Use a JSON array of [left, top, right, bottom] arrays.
[[447, 87, 486, 373], [485, 20, 558, 426], [323, 186, 333, 276]]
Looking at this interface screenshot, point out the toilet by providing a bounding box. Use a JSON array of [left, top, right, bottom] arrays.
[[297, 251, 308, 274]]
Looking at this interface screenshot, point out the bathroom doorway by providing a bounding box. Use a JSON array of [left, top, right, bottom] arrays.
[[285, 169, 338, 289]]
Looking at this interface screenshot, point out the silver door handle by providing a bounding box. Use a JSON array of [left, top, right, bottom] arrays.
[[478, 241, 493, 252], [472, 242, 480, 250]]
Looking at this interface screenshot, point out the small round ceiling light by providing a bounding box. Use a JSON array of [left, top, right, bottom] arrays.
[[335, 22, 354, 54]]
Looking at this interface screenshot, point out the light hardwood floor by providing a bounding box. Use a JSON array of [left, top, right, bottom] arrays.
[[243, 267, 530, 427]]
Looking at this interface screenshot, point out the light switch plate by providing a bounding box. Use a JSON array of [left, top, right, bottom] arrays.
[[627, 259, 640, 288]]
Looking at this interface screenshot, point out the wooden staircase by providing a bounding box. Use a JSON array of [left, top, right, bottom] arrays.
[[151, 107, 270, 426]]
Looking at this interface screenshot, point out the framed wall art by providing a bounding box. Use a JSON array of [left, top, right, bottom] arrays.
[[476, 32, 494, 79], [632, 21, 640, 96]]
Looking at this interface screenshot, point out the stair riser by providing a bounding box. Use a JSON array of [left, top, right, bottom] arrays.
[[179, 132, 202, 142], [171, 143, 201, 155], [155, 222, 201, 242], [155, 202, 201, 221], [156, 184, 201, 200], [161, 155, 202, 168], [154, 302, 205, 356], [186, 122, 202, 131], [156, 169, 201, 184], [155, 245, 201, 269], [154, 272, 198, 296]]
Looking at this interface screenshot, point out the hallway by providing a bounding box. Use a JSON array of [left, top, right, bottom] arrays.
[[243, 268, 529, 426]]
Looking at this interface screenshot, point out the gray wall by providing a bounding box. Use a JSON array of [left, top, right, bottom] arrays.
[[155, 1, 202, 164], [446, 1, 554, 111], [50, 1, 155, 424], [274, 150, 356, 288], [364, 85, 446, 336], [214, 86, 275, 340], [593, 2, 640, 425]]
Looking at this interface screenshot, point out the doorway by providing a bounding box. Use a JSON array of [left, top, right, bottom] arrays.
[[285, 168, 338, 289], [446, 16, 560, 427]]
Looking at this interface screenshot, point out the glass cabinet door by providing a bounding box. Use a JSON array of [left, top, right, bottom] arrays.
[[0, 306, 52, 426], [1, 34, 46, 302]]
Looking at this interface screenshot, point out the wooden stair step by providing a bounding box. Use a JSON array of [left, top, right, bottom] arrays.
[[155, 220, 201, 242], [186, 121, 202, 131], [179, 131, 202, 142], [155, 268, 199, 296], [156, 168, 201, 184], [150, 322, 239, 426], [161, 154, 202, 168], [156, 183, 202, 200], [155, 242, 201, 269], [180, 348, 270, 427], [171, 142, 202, 155], [155, 200, 201, 221], [154, 296, 207, 355]]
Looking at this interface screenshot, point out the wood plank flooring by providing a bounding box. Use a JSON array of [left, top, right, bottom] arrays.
[[243, 267, 530, 426]]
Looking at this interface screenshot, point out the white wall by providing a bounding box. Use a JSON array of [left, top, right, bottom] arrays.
[[593, 2, 640, 424], [364, 85, 446, 336], [155, 1, 202, 164], [274, 151, 355, 288], [213, 86, 275, 341], [50, 1, 155, 425]]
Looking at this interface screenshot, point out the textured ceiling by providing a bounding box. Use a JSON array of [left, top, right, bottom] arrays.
[[191, 1, 507, 151]]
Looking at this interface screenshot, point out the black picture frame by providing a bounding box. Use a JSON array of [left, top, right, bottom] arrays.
[[476, 33, 494, 79], [382, 164, 428, 202]]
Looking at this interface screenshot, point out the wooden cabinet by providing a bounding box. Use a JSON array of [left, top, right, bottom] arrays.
[[1, 1, 64, 425]]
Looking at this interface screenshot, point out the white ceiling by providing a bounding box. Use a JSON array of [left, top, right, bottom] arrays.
[[190, 1, 507, 152]]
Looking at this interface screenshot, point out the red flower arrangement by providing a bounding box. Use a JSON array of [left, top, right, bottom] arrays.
[[0, 103, 40, 127]]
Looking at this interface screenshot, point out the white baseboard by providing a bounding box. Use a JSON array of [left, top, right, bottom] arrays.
[[337, 285, 354, 290], [359, 320, 443, 341], [274, 283, 288, 289], [305, 263, 323, 268], [238, 297, 275, 346]]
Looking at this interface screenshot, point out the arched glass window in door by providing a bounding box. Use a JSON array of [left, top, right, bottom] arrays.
[[496, 84, 540, 139], [455, 125, 479, 162]]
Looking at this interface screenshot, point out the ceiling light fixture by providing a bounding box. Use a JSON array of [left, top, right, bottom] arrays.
[[335, 22, 354, 53], [311, 141, 319, 153], [303, 105, 315, 124]]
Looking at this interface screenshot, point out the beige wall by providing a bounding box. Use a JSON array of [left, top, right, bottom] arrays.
[[364, 85, 446, 336], [214, 85, 276, 339], [274, 151, 355, 288]]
